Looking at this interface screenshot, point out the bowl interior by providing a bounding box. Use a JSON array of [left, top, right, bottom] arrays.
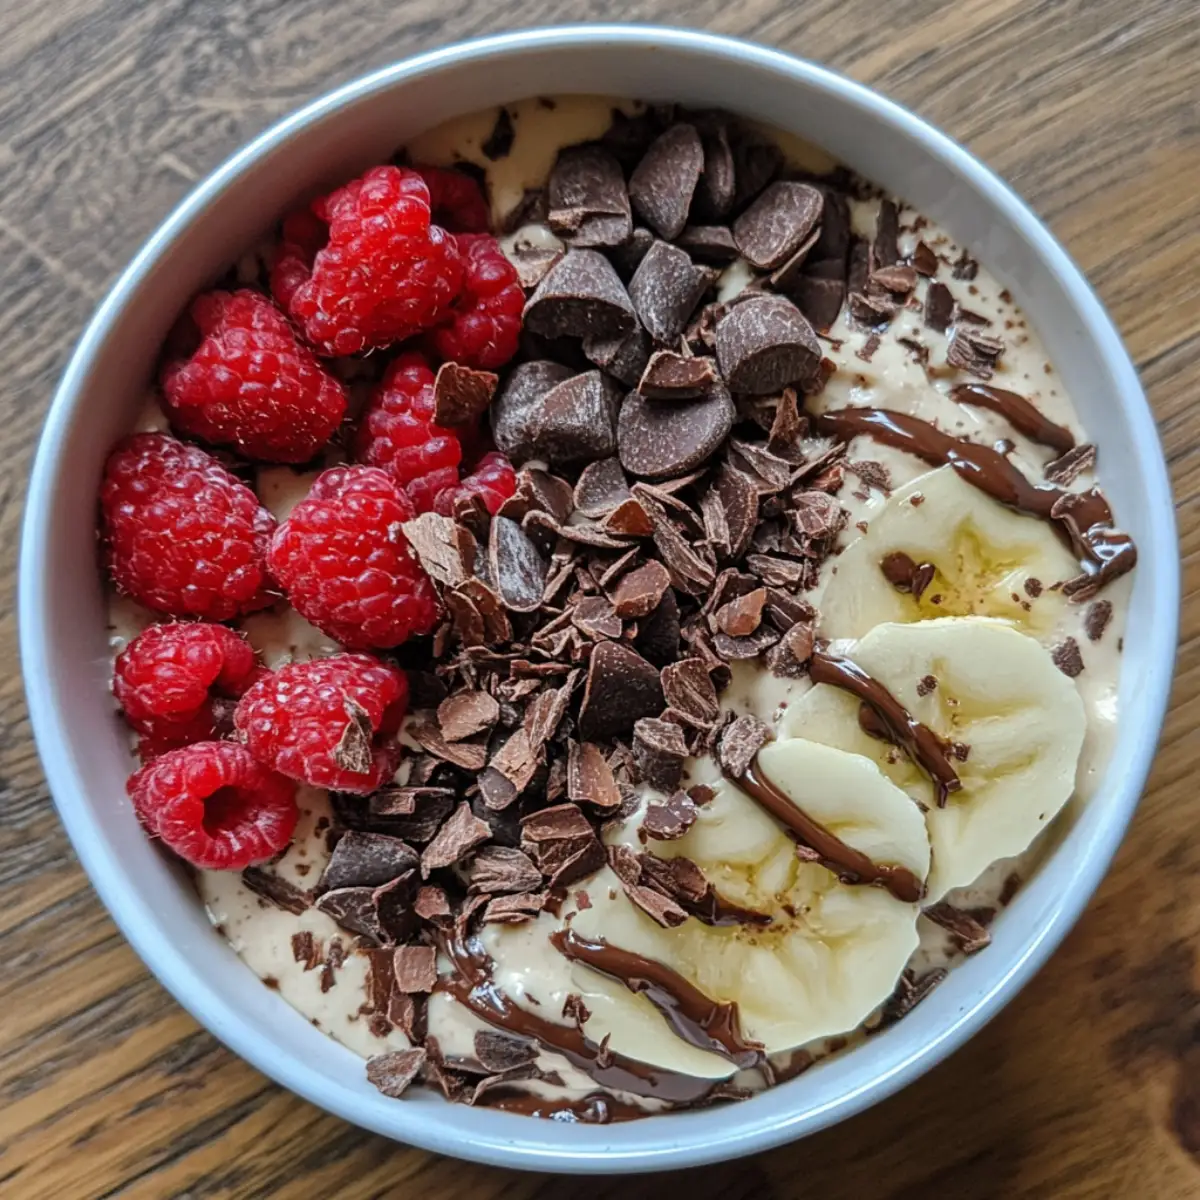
[[20, 26, 1178, 1173]]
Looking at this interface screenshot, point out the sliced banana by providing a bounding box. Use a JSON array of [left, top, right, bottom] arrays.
[[487, 738, 930, 1063], [781, 617, 1086, 901], [819, 466, 1079, 641]]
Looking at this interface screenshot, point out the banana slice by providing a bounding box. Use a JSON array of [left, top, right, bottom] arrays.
[[489, 738, 930, 1063], [819, 466, 1079, 641], [781, 617, 1085, 901]]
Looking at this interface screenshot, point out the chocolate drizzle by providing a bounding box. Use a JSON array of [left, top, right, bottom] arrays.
[[733, 759, 925, 903], [814, 408, 1136, 589], [809, 650, 962, 806], [550, 929, 764, 1068], [949, 383, 1076, 456], [438, 930, 718, 1102]]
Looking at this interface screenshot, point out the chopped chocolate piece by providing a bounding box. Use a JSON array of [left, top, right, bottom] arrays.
[[617, 382, 735, 480], [946, 327, 1004, 379], [509, 244, 564, 291], [601, 497, 655, 537], [638, 350, 718, 399], [727, 439, 792, 493], [643, 790, 698, 840], [483, 892, 549, 924], [499, 368, 623, 466], [789, 275, 845, 332], [951, 249, 979, 280], [608, 845, 688, 927], [568, 740, 623, 809], [1051, 637, 1085, 678], [562, 993, 592, 1026], [477, 766, 518, 812], [628, 240, 715, 344], [634, 588, 681, 666], [420, 802, 492, 876], [525, 674, 578, 751], [609, 226, 656, 280], [393, 944, 438, 993], [291, 930, 321, 971], [474, 1031, 537, 1073], [676, 224, 740, 263], [714, 587, 767, 637], [699, 487, 731, 557], [449, 578, 512, 646], [574, 457, 632, 518], [880, 550, 918, 591], [924, 281, 955, 333], [521, 803, 605, 887], [491, 360, 572, 459], [916, 674, 938, 698], [911, 240, 939, 275], [712, 465, 759, 560], [488, 516, 548, 613], [401, 513, 475, 586], [468, 846, 543, 895], [766, 388, 805, 458], [713, 625, 780, 660], [524, 249, 637, 343], [848, 288, 896, 329], [872, 264, 918, 294], [491, 728, 539, 794], [661, 657, 720, 728], [433, 361, 498, 427], [320, 832, 419, 892], [242, 867, 310, 915], [881, 968, 948, 1025], [764, 620, 815, 678], [731, 131, 783, 211], [481, 107, 516, 160], [717, 714, 772, 778], [437, 690, 500, 742], [792, 490, 846, 539], [410, 722, 489, 771], [608, 559, 671, 618], [315, 887, 382, 942], [547, 144, 633, 248], [632, 718, 689, 791], [693, 120, 736, 220], [1044, 443, 1096, 485], [414, 884, 451, 922], [366, 1048, 426, 1098], [632, 485, 718, 595], [582, 325, 653, 388], [578, 641, 665, 740], [1085, 599, 1113, 642], [872, 199, 901, 269], [571, 595, 624, 640], [523, 508, 634, 551], [359, 789, 456, 845], [628, 123, 705, 240], [924, 902, 992, 954], [715, 295, 821, 394], [733, 181, 824, 271]]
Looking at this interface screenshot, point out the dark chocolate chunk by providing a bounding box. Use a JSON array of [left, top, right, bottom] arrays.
[[638, 350, 718, 399], [571, 595, 624, 640], [474, 1031, 537, 1073], [789, 275, 846, 332], [791, 489, 846, 539], [714, 587, 767, 637], [712, 465, 759, 560], [523, 250, 637, 340], [483, 892, 551, 924], [508, 244, 564, 291], [547, 144, 633, 248], [489, 516, 548, 613], [433, 361, 497, 427], [628, 123, 705, 240], [764, 619, 816, 678], [420, 802, 492, 876], [582, 325, 653, 388], [393, 944, 438, 993], [713, 625, 780, 660], [715, 295, 821, 394], [366, 1048, 426, 1098], [315, 887, 383, 941], [632, 718, 689, 791], [481, 107, 515, 160], [628, 240, 715, 344], [946, 327, 1004, 379], [731, 131, 783, 211], [643, 790, 698, 840], [693, 120, 736, 220], [661, 657, 720, 728], [468, 846, 542, 895], [410, 722, 489, 771], [578, 641, 665, 741], [437, 690, 500, 742], [676, 225, 740, 263], [631, 486, 717, 596], [634, 588, 681, 666], [717, 714, 772, 778], [494, 364, 621, 465], [491, 360, 574, 460], [609, 226, 656, 280], [733, 182, 824, 271], [490, 728, 539, 795], [617, 382, 734, 479], [520, 803, 605, 887], [608, 845, 688, 928], [573, 457, 631, 518], [951, 249, 979, 280], [567, 741, 623, 809], [1051, 637, 1085, 678], [320, 831, 419, 893], [872, 264, 918, 293], [924, 281, 955, 332]]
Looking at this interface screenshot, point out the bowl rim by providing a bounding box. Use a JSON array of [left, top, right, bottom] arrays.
[[19, 22, 1180, 1174]]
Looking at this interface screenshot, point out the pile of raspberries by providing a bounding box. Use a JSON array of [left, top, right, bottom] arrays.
[[102, 163, 523, 871]]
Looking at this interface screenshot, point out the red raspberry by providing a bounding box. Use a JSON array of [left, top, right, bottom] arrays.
[[426, 233, 523, 370], [433, 451, 517, 517], [354, 352, 462, 513], [270, 166, 464, 357], [114, 622, 259, 750], [128, 741, 298, 870], [161, 290, 346, 463], [268, 465, 439, 649], [101, 433, 277, 621], [234, 653, 409, 793], [412, 164, 491, 233]]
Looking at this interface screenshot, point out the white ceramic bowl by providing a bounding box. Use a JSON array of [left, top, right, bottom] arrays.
[[20, 24, 1178, 1174]]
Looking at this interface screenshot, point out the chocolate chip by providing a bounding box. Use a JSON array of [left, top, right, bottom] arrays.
[[643, 790, 698, 840], [946, 327, 1004, 379], [524, 250, 637, 340], [567, 741, 623, 809], [661, 657, 720, 728], [628, 123, 704, 240], [494, 362, 621, 465], [607, 845, 687, 927], [717, 714, 772, 778], [617, 381, 734, 479], [582, 326, 653, 388], [676, 225, 740, 263], [1044, 443, 1096, 485], [437, 690, 500, 742], [393, 944, 438, 993], [320, 832, 419, 894], [401, 513, 476, 587], [608, 560, 672, 619], [433, 361, 498, 427], [732, 182, 824, 271], [242, 867, 310, 915], [468, 845, 543, 895], [715, 295, 821, 394], [632, 718, 689, 791], [638, 350, 718, 399], [420, 802, 492, 876], [578, 641, 665, 741], [1085, 599, 1113, 642], [489, 515, 548, 612], [366, 1048, 426, 1098], [547, 145, 633, 248], [1051, 637, 1084, 678], [573, 457, 631, 518], [631, 242, 716, 345], [693, 119, 736, 220]]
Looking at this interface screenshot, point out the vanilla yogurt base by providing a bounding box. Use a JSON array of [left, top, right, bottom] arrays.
[[105, 94, 1130, 1113]]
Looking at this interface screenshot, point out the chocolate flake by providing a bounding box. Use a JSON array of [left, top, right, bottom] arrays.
[[521, 803, 605, 887], [314, 887, 382, 942], [628, 123, 705, 240], [547, 144, 632, 248], [437, 690, 500, 742], [414, 884, 451, 922], [717, 714, 772, 778], [574, 457, 631, 517], [911, 241, 939, 275], [366, 1048, 426, 1098], [401, 513, 475, 586], [468, 846, 543, 895], [661, 657, 720, 728], [631, 486, 717, 595], [420, 802, 492, 876], [617, 383, 735, 480], [715, 295, 821, 394], [733, 181, 824, 271], [410, 722, 488, 771], [628, 240, 715, 344], [568, 741, 623, 809], [632, 718, 690, 791], [578, 641, 665, 741], [433, 361, 498, 427], [643, 791, 698, 840], [474, 1031, 538, 1072], [764, 620, 815, 678], [1051, 637, 1085, 678], [714, 587, 766, 637], [609, 560, 671, 619], [393, 944, 438, 993], [881, 968, 947, 1024], [320, 832, 419, 892], [291, 930, 321, 970], [489, 516, 548, 612], [638, 350, 718, 399], [483, 892, 549, 924], [333, 697, 374, 775]]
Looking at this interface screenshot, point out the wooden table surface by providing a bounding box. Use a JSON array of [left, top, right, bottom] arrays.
[[3, 1, 1198, 1195]]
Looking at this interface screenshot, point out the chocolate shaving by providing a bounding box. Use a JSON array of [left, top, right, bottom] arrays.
[[632, 485, 717, 595], [491, 728, 539, 794], [571, 595, 624, 640], [924, 902, 992, 954], [628, 123, 705, 240], [714, 587, 766, 637], [521, 803, 605, 887], [578, 641, 665, 741], [483, 892, 550, 924], [474, 1031, 538, 1073], [437, 690, 500, 742], [314, 887, 383, 942], [632, 717, 690, 791], [433, 361, 498, 427], [1085, 599, 1113, 642], [241, 868, 310, 915], [661, 657, 720, 728], [332, 697, 374, 775], [717, 714, 772, 778], [366, 1048, 426, 1098], [414, 884, 451, 922], [609, 560, 671, 619], [764, 619, 815, 678], [568, 741, 623, 809], [881, 968, 947, 1025], [410, 722, 489, 771], [393, 944, 438, 992], [401, 514, 475, 586], [608, 844, 688, 928], [420, 802, 492, 876]]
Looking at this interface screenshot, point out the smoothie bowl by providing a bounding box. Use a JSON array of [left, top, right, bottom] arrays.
[[19, 25, 1178, 1173]]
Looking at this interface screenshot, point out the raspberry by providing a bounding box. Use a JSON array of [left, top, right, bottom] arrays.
[[412, 165, 491, 233], [161, 290, 346, 463], [268, 465, 439, 649], [354, 352, 462, 513], [271, 166, 464, 357], [426, 233, 523, 370], [101, 433, 277, 621], [128, 741, 298, 870], [234, 653, 409, 793], [114, 622, 259, 750], [433, 451, 517, 517]]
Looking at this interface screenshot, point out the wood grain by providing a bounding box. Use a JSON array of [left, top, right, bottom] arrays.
[[1, 1, 1197, 1195]]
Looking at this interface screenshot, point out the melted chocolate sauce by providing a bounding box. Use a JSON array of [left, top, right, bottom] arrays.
[[684, 887, 773, 928], [732, 759, 925, 904], [809, 651, 961, 806], [815, 408, 1135, 587], [949, 383, 1076, 456], [437, 931, 718, 1104], [550, 929, 763, 1069]]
